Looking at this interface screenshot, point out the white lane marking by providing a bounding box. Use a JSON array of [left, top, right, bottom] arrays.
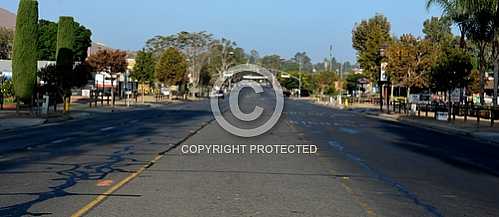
[[51, 138, 72, 144], [339, 127, 359, 135], [100, 127, 116, 132], [328, 140, 344, 151]]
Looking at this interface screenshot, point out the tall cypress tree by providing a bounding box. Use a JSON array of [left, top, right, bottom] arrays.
[[56, 16, 75, 111], [12, 0, 39, 104]]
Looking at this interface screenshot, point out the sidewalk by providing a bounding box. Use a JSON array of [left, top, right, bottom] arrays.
[[348, 103, 499, 145], [0, 110, 91, 132], [0, 96, 194, 132], [313, 100, 499, 144]]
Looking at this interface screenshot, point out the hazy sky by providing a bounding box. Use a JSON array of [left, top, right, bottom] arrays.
[[1, 0, 443, 63]]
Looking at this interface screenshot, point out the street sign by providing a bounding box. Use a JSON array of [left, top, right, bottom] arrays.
[[436, 112, 448, 121], [380, 62, 388, 82]]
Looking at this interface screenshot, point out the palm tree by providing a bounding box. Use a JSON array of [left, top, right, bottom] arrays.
[[426, 0, 470, 48], [460, 0, 497, 105], [428, 0, 497, 105]]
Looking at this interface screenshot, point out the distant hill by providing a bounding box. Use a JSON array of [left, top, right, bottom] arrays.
[[0, 8, 16, 29]]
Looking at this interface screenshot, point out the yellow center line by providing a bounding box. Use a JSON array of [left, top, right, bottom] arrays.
[[72, 120, 213, 217], [71, 154, 165, 217], [339, 177, 377, 217]]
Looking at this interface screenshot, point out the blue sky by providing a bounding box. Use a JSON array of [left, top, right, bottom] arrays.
[[1, 0, 443, 63]]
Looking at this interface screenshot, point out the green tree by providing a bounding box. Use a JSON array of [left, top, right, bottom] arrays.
[[37, 19, 57, 60], [423, 16, 454, 44], [426, 0, 470, 48], [428, 0, 497, 105], [0, 27, 14, 59], [39, 63, 91, 109], [132, 50, 155, 102], [280, 59, 300, 72], [261, 55, 282, 71], [459, 0, 499, 106], [464, 1, 496, 105], [314, 71, 338, 96], [386, 34, 434, 99], [12, 0, 39, 104], [37, 19, 92, 61], [155, 47, 188, 90], [146, 31, 214, 94], [293, 52, 313, 72], [279, 71, 314, 95], [73, 22, 92, 62], [431, 46, 472, 116], [352, 14, 392, 81], [345, 73, 368, 95], [56, 16, 75, 112]]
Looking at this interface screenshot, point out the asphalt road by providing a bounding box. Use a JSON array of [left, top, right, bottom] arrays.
[[0, 101, 213, 217], [1, 89, 499, 216]]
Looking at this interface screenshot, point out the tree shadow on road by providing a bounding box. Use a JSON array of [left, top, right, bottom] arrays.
[[379, 120, 499, 177], [0, 108, 211, 217]]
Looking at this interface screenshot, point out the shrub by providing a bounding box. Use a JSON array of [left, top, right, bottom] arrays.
[[12, 0, 39, 103]]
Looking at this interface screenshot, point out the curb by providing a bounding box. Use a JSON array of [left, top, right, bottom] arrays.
[[363, 112, 499, 146]]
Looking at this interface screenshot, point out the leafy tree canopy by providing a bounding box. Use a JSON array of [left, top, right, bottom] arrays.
[[155, 47, 188, 86], [37, 19, 92, 61], [352, 13, 392, 81], [87, 49, 127, 75], [131, 50, 155, 85]]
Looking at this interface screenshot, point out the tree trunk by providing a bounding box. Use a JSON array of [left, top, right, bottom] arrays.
[[448, 89, 452, 122], [479, 45, 486, 106], [494, 40, 499, 107], [494, 58, 498, 107], [141, 82, 145, 104], [406, 87, 411, 104], [390, 85, 394, 101]]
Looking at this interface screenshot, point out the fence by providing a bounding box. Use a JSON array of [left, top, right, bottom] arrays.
[[372, 98, 499, 128]]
